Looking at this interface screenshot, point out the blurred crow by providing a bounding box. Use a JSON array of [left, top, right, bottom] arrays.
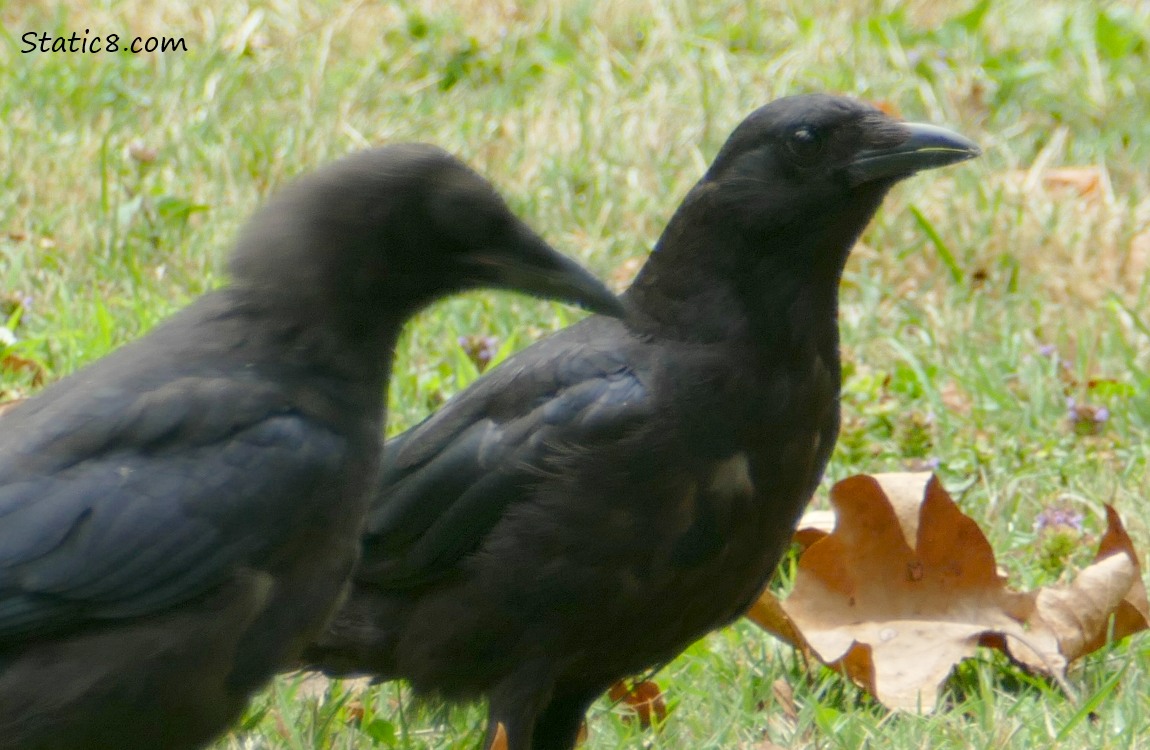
[[304, 96, 980, 750], [0, 144, 622, 750]]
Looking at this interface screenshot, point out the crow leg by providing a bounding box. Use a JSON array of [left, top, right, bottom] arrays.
[[482, 663, 555, 750], [531, 686, 601, 750]]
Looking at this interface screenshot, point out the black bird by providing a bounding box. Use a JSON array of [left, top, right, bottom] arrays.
[[303, 95, 980, 750], [0, 144, 622, 750]]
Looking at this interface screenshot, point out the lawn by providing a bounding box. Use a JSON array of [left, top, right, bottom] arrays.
[[1, 0, 1148, 748]]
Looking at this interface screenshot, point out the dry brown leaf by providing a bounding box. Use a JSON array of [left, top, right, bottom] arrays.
[[1041, 166, 1105, 197], [1012, 555, 1131, 672], [792, 509, 835, 549], [775, 473, 1031, 711], [748, 473, 1148, 712], [1008, 505, 1149, 672], [487, 722, 508, 750], [343, 700, 365, 724], [0, 354, 45, 386], [988, 164, 1146, 307], [607, 680, 666, 729], [1093, 506, 1150, 646], [1002, 165, 1109, 201], [746, 586, 809, 653]]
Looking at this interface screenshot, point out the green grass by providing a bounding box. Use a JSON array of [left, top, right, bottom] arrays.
[[2, 0, 1149, 747]]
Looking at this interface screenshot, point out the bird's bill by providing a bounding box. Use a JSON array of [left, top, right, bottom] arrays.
[[469, 227, 625, 319], [847, 122, 981, 186]]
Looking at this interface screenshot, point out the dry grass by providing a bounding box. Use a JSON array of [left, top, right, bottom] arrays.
[[2, 0, 1149, 747]]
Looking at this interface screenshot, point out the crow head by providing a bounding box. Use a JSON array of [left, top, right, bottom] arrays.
[[628, 94, 979, 340], [697, 94, 979, 251], [229, 145, 622, 336]]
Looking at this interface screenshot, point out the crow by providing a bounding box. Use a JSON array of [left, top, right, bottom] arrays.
[[0, 144, 622, 750], [303, 95, 981, 750]]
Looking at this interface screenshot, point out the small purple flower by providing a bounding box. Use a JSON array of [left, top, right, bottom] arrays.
[[1038, 343, 1057, 358], [459, 334, 501, 373], [1035, 506, 1085, 534], [926, 456, 941, 470], [1067, 397, 1110, 435]]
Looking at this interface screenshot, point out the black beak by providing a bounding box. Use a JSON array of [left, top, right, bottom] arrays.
[[848, 122, 981, 186], [470, 224, 625, 319]]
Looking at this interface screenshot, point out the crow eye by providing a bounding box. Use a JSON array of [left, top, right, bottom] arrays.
[[786, 126, 824, 162]]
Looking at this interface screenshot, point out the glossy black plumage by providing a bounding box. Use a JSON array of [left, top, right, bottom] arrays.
[[304, 96, 980, 750], [0, 144, 621, 750]]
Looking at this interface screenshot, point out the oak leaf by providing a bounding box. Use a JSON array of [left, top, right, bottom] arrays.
[[1007, 505, 1149, 673], [747, 473, 1147, 712], [791, 509, 835, 549]]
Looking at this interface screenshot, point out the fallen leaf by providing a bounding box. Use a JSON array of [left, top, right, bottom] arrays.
[[1, 354, 45, 386], [1093, 505, 1150, 644], [1009, 506, 1149, 671], [0, 398, 23, 418], [607, 680, 666, 728], [1040, 166, 1105, 197], [748, 473, 1148, 712], [1002, 165, 1108, 201], [746, 588, 809, 654], [792, 509, 835, 549], [777, 473, 1029, 711], [344, 700, 365, 724]]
